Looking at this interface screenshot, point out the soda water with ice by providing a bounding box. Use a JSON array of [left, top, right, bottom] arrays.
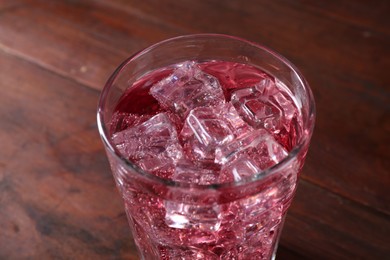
[[109, 60, 303, 259]]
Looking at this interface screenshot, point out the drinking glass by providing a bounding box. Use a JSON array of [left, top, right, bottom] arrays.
[[97, 34, 315, 259]]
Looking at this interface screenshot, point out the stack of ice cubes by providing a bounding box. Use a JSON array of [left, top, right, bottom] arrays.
[[112, 61, 293, 184]]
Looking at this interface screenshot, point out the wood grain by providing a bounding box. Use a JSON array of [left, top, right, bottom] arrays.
[[0, 49, 135, 259], [0, 0, 389, 259]]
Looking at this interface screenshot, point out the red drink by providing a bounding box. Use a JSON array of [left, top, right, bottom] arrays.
[[109, 61, 302, 259], [98, 34, 315, 260]]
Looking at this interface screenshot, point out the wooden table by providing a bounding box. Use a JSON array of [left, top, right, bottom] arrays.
[[1, 0, 389, 259]]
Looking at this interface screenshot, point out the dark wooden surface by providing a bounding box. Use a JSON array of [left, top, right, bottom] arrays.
[[0, 0, 389, 259]]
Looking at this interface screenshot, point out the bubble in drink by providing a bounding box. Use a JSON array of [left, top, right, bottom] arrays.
[[110, 60, 303, 259]]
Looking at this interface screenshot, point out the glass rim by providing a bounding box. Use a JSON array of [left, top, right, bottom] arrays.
[[97, 33, 316, 190]]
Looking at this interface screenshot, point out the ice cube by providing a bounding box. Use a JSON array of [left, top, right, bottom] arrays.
[[219, 154, 261, 183], [150, 61, 225, 119], [180, 103, 252, 165], [231, 79, 297, 133], [164, 200, 221, 231], [200, 60, 269, 90], [216, 129, 288, 183], [160, 246, 219, 259], [112, 113, 183, 177], [173, 160, 219, 185]]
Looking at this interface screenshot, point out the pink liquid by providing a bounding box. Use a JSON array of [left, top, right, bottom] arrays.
[[110, 61, 302, 259]]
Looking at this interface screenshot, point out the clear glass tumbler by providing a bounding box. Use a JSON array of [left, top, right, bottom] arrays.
[[97, 34, 315, 259]]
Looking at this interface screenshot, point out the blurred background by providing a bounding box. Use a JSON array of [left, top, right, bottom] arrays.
[[0, 0, 389, 259]]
